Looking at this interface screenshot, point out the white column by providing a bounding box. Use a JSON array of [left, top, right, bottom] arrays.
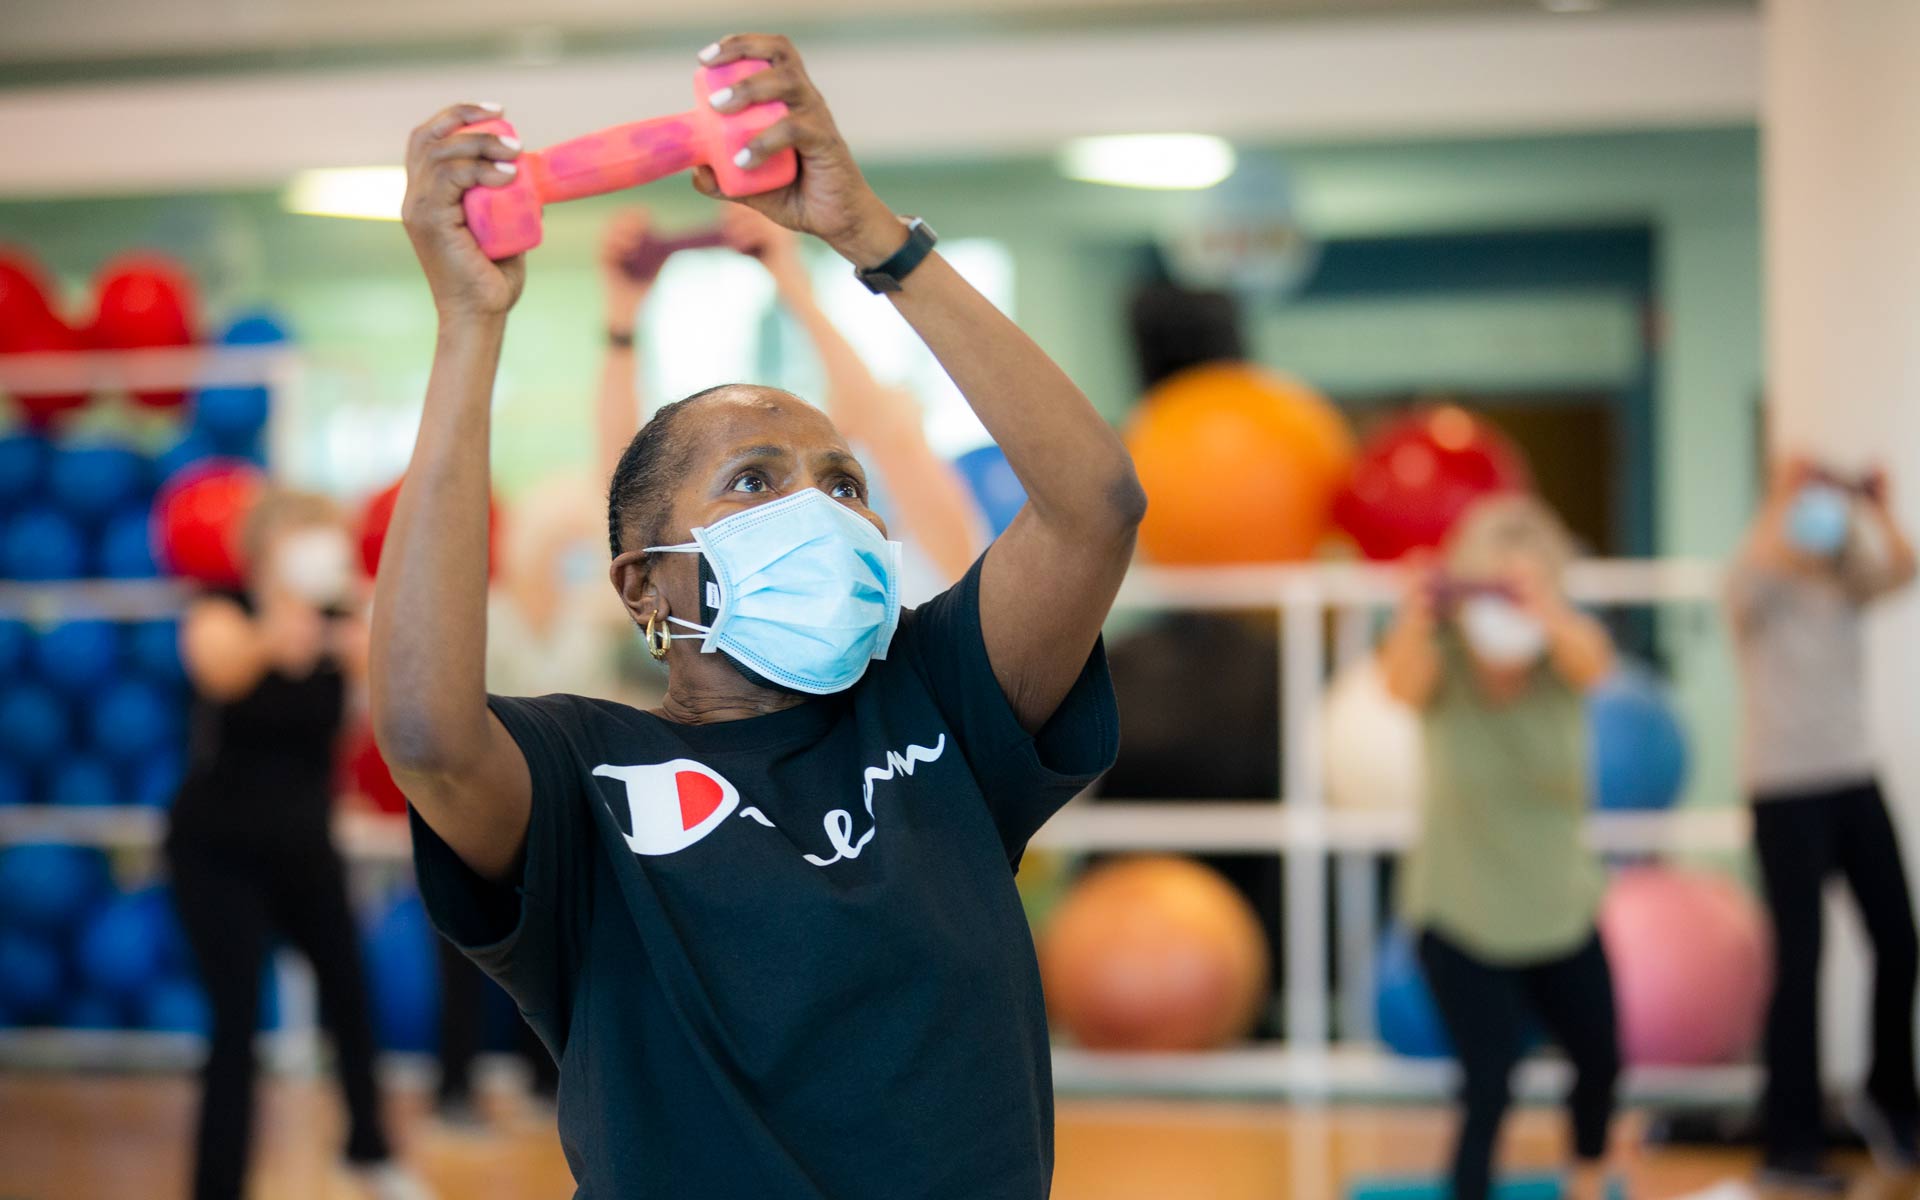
[[1764, 0, 1920, 1087]]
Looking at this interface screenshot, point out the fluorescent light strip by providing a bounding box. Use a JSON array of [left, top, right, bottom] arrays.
[[1059, 134, 1236, 191], [283, 166, 408, 221]]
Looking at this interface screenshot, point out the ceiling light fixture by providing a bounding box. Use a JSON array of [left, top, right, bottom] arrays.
[[283, 166, 408, 221], [1540, 0, 1608, 12], [1059, 134, 1236, 191]]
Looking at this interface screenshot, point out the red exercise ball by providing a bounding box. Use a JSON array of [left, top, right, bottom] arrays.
[[0, 246, 55, 330], [152, 459, 265, 587], [357, 477, 502, 580], [0, 307, 91, 428], [341, 723, 409, 815], [1332, 406, 1532, 560], [1038, 856, 1270, 1051], [89, 254, 199, 409]]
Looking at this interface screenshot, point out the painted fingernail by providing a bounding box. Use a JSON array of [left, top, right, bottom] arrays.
[[497, 161, 518, 176], [708, 87, 733, 109], [734, 147, 755, 168], [477, 100, 503, 113], [698, 42, 721, 62], [499, 134, 522, 151]]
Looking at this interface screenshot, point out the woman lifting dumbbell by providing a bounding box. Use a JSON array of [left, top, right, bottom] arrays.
[[379, 34, 1140, 1199], [166, 491, 425, 1200], [1377, 495, 1621, 1200]]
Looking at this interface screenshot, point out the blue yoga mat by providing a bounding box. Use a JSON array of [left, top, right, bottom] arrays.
[[1348, 1173, 1626, 1200]]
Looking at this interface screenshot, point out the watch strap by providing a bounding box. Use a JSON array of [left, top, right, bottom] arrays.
[[854, 218, 937, 295]]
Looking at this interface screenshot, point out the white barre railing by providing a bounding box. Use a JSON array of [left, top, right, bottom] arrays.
[[0, 345, 298, 393]]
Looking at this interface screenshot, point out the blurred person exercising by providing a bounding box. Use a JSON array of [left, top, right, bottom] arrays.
[[377, 33, 1139, 1200], [1730, 455, 1920, 1190], [1378, 494, 1620, 1200], [167, 490, 426, 1200], [596, 202, 982, 594]]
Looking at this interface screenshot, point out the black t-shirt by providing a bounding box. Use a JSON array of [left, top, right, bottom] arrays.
[[411, 559, 1118, 1199]]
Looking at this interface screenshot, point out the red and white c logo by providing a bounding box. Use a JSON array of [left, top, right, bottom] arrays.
[[591, 759, 740, 856]]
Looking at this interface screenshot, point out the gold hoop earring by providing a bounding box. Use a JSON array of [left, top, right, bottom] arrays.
[[644, 612, 672, 661]]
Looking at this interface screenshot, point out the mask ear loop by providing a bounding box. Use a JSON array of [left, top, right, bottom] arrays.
[[644, 612, 672, 661]]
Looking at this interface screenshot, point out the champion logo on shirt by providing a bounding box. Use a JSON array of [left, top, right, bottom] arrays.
[[591, 759, 740, 856]]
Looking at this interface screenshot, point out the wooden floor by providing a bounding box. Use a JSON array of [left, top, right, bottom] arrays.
[[0, 1074, 1911, 1200]]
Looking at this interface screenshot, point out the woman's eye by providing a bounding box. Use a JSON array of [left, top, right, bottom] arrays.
[[731, 473, 768, 494], [831, 480, 862, 500]]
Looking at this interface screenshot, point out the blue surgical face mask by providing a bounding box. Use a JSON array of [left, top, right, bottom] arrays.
[[1786, 484, 1852, 557], [645, 488, 903, 695]]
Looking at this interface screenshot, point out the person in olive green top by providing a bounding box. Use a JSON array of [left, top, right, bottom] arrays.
[[1378, 494, 1619, 1200]]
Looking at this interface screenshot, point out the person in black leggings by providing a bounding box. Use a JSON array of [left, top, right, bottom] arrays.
[[1418, 931, 1619, 1199], [1379, 495, 1621, 1200], [165, 489, 426, 1200], [1730, 456, 1920, 1190]]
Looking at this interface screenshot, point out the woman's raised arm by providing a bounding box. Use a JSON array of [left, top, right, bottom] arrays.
[[369, 103, 534, 882], [699, 36, 1146, 733]]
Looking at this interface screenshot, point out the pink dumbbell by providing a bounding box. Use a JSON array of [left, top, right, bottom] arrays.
[[460, 60, 795, 260]]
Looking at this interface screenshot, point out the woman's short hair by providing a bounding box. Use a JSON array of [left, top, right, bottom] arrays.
[[240, 488, 343, 575], [1445, 493, 1577, 583]]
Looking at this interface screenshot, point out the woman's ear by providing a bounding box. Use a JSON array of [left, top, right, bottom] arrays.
[[610, 552, 666, 629]]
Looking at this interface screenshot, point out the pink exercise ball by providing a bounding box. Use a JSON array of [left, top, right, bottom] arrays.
[[1598, 867, 1771, 1066]]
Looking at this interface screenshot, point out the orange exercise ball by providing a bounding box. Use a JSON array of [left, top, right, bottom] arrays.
[[1038, 856, 1270, 1051], [1125, 363, 1353, 564]]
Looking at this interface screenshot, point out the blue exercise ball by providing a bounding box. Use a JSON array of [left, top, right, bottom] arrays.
[[87, 678, 181, 764], [2, 507, 86, 579], [0, 844, 112, 934], [109, 886, 190, 977], [1376, 925, 1452, 1059], [154, 431, 217, 487], [953, 443, 1029, 538], [141, 977, 210, 1035], [98, 506, 160, 578], [62, 991, 125, 1030], [193, 386, 270, 452], [362, 888, 439, 1053], [77, 889, 169, 1000], [129, 751, 185, 809], [0, 761, 28, 808], [125, 620, 185, 684], [0, 619, 28, 677], [0, 432, 50, 509], [32, 621, 122, 697], [48, 444, 148, 523], [0, 682, 72, 767], [48, 756, 119, 808], [0, 932, 66, 1023], [1589, 666, 1690, 812], [219, 311, 290, 347]]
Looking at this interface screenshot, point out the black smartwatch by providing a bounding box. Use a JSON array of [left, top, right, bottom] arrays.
[[853, 217, 937, 295]]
